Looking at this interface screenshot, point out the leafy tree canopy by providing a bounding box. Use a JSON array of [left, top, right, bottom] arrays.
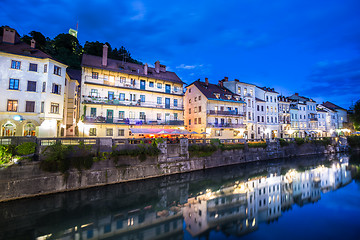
[[18, 29, 141, 69], [350, 100, 360, 131]]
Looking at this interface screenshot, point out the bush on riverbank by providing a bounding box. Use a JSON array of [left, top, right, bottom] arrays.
[[279, 138, 290, 147], [112, 144, 161, 162], [188, 144, 217, 157], [40, 142, 95, 173], [219, 143, 245, 151], [248, 142, 267, 148], [311, 137, 331, 146], [295, 138, 305, 145], [347, 136, 360, 148], [0, 142, 37, 168]]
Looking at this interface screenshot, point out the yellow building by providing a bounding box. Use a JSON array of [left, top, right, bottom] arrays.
[[185, 78, 246, 139], [78, 45, 184, 138]]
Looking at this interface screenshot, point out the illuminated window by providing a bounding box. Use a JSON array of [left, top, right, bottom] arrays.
[[11, 60, 21, 69], [7, 100, 18, 112], [92, 72, 99, 79], [89, 128, 96, 136], [50, 103, 59, 114], [9, 79, 19, 90], [106, 128, 113, 136]]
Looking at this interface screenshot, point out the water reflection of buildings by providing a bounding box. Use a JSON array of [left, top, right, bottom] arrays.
[[183, 158, 352, 238], [33, 158, 352, 240]]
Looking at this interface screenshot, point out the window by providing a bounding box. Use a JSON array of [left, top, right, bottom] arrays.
[[157, 83, 162, 89], [174, 113, 178, 120], [140, 112, 146, 120], [118, 129, 125, 136], [90, 89, 98, 97], [199, 95, 201, 100], [130, 94, 136, 101], [261, 106, 264, 111], [108, 91, 114, 100], [50, 103, 59, 114], [189, 88, 191, 93], [194, 107, 197, 113], [89, 128, 96, 136], [188, 119, 191, 125], [41, 101, 44, 113], [157, 113, 161, 120], [25, 101, 35, 112], [140, 95, 145, 102], [52, 83, 61, 94], [90, 108, 96, 117], [198, 118, 201, 124], [194, 97, 197, 102], [189, 99, 191, 103], [194, 118, 197, 124], [9, 79, 19, 90], [149, 81, 154, 87], [174, 86, 178, 92], [119, 93, 125, 101], [267, 116, 269, 122], [262, 116, 264, 122], [106, 128, 113, 136], [92, 72, 99, 79], [198, 106, 202, 112], [189, 108, 191, 114], [258, 116, 260, 122], [270, 96, 272, 102], [42, 82, 46, 92], [129, 111, 135, 119], [29, 63, 37, 72], [174, 99, 178, 107], [54, 65, 61, 76], [157, 97, 162, 104], [215, 130, 221, 136], [119, 111, 125, 119], [11, 60, 21, 69], [7, 100, 18, 111], [27, 81, 37, 92], [44, 64, 47, 73]]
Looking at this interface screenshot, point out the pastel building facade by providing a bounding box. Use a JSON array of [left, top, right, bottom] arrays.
[[0, 27, 67, 137], [277, 96, 291, 138], [184, 79, 246, 139], [79, 45, 184, 138]]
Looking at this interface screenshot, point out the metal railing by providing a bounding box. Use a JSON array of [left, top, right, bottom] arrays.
[[207, 110, 245, 116], [82, 96, 183, 110], [207, 123, 246, 128], [84, 116, 184, 126]]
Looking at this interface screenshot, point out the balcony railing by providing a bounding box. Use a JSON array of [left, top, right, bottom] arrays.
[[207, 123, 246, 128], [84, 116, 184, 126], [82, 96, 183, 110], [309, 117, 318, 121], [207, 110, 245, 116]]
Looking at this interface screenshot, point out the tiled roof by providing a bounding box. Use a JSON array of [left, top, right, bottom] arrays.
[[322, 101, 346, 111], [288, 94, 316, 103], [190, 80, 245, 103], [81, 54, 184, 84], [257, 86, 279, 94], [0, 36, 55, 60], [317, 109, 327, 113], [67, 69, 82, 84]]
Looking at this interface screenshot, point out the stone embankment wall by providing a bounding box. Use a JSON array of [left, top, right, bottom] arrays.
[[0, 139, 341, 202]]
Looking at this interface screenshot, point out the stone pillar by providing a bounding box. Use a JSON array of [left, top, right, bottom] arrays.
[[99, 138, 112, 152], [180, 138, 189, 158], [157, 140, 168, 162]]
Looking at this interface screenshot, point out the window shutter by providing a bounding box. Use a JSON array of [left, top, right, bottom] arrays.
[[52, 83, 55, 93], [58, 85, 61, 95]]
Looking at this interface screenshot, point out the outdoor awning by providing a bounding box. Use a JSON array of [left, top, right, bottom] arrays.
[[130, 129, 191, 135]]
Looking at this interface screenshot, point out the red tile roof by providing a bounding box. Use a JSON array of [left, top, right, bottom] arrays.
[[81, 54, 184, 84], [0, 36, 54, 60], [322, 101, 345, 111], [190, 80, 245, 103]]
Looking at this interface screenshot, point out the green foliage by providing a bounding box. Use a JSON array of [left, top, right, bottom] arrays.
[[0, 145, 14, 167], [112, 145, 161, 162], [78, 140, 92, 151], [248, 142, 267, 148], [350, 100, 360, 131], [40, 142, 96, 173], [311, 137, 331, 146], [188, 144, 217, 157], [219, 143, 245, 150], [294, 138, 305, 145], [279, 138, 289, 147], [15, 142, 37, 155], [347, 136, 360, 148]]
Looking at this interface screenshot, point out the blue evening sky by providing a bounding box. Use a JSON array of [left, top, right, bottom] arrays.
[[1, 0, 359, 108]]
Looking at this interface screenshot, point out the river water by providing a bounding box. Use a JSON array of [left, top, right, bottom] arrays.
[[1, 154, 360, 240]]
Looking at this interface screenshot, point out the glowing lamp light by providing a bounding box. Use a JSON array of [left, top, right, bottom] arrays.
[[13, 115, 23, 121]]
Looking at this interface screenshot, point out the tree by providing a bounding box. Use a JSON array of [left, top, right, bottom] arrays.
[[21, 31, 47, 51], [51, 33, 83, 69], [350, 100, 360, 131]]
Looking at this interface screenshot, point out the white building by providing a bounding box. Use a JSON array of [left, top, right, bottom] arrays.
[[184, 78, 246, 139], [223, 78, 257, 139], [79, 45, 184, 138], [278, 96, 291, 138], [0, 27, 67, 137], [255, 87, 279, 139]]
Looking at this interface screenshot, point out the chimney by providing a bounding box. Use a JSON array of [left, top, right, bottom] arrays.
[[30, 39, 36, 48], [155, 60, 160, 73], [219, 80, 223, 87], [234, 79, 239, 82], [2, 27, 16, 44], [144, 63, 148, 75], [205, 77, 209, 85], [160, 64, 166, 72], [224, 76, 228, 82], [295, 93, 299, 96], [102, 44, 108, 66]]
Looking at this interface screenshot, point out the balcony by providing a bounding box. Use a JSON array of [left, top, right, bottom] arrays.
[[207, 123, 246, 128], [82, 96, 183, 110], [207, 110, 245, 116], [84, 116, 184, 126], [309, 117, 318, 122]]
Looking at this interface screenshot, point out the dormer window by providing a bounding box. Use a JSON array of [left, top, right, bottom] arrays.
[[225, 94, 231, 100], [214, 93, 220, 99], [234, 96, 240, 101]]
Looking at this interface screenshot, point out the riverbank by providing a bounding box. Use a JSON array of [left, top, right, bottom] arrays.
[[0, 137, 347, 202]]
